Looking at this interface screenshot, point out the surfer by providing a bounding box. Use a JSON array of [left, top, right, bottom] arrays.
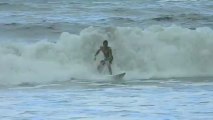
[[94, 40, 113, 75]]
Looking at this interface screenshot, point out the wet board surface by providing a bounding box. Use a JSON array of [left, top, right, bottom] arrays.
[[109, 72, 126, 80]]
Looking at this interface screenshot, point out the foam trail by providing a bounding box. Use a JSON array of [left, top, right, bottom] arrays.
[[0, 25, 213, 86]]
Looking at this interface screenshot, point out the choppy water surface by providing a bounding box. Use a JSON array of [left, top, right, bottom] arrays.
[[1, 78, 213, 120]]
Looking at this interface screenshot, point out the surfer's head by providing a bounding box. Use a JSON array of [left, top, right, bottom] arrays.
[[103, 40, 108, 47]]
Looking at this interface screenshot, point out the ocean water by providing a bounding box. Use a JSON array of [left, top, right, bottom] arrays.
[[0, 0, 213, 119]]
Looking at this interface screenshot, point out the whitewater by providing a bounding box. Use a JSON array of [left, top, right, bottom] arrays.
[[0, 0, 213, 120], [0, 25, 213, 86]]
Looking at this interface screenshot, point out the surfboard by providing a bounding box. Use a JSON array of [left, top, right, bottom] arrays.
[[109, 72, 126, 80], [69, 72, 126, 81]]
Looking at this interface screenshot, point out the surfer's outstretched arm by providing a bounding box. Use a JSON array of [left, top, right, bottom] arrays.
[[95, 49, 100, 56], [94, 47, 101, 60]]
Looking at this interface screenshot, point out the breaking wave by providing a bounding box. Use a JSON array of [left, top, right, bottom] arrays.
[[0, 25, 213, 86]]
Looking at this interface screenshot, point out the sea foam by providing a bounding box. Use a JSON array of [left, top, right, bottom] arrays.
[[0, 25, 213, 86]]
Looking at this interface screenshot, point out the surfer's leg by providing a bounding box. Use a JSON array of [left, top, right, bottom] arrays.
[[97, 60, 105, 73], [97, 65, 102, 73], [108, 65, 112, 75], [106, 61, 112, 75]]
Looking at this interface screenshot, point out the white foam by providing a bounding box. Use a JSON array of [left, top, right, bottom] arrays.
[[0, 25, 213, 86]]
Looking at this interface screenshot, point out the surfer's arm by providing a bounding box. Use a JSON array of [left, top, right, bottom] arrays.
[[95, 48, 101, 56], [94, 47, 101, 60]]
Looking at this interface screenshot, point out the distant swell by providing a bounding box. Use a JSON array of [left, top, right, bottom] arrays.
[[179, 13, 212, 21], [0, 2, 10, 6], [152, 13, 212, 22], [0, 22, 88, 41], [152, 16, 175, 21], [99, 17, 136, 23]]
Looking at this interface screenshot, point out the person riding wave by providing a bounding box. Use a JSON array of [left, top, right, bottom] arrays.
[[94, 40, 113, 75]]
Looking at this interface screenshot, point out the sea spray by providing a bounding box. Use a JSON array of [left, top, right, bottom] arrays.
[[0, 25, 213, 86]]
